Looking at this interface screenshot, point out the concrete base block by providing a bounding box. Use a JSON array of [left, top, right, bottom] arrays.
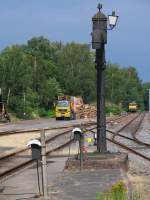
[[65, 152, 128, 171]]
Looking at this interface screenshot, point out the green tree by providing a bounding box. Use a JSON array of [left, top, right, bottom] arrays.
[[57, 43, 96, 102], [0, 36, 145, 118]]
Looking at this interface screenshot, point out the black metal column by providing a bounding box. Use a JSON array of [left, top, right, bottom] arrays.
[[96, 44, 107, 152]]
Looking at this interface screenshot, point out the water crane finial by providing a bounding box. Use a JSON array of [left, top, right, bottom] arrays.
[[97, 3, 102, 12]]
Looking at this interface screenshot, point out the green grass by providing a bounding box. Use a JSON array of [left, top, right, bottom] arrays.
[[96, 181, 127, 200], [96, 181, 141, 200]]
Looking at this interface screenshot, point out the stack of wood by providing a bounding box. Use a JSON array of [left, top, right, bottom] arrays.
[[90, 105, 97, 118], [74, 96, 96, 119], [74, 96, 84, 119], [82, 104, 96, 119], [75, 106, 84, 119]]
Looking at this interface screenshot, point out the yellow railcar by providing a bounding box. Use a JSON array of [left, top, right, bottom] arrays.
[[128, 102, 138, 112]]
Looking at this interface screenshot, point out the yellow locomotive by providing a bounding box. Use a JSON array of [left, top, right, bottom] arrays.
[[128, 102, 138, 112]]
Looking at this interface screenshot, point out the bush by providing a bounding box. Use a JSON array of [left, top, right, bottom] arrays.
[[38, 108, 48, 117], [47, 109, 55, 118], [96, 181, 127, 200], [106, 104, 123, 115], [111, 181, 127, 200], [96, 181, 142, 200], [38, 108, 55, 118]]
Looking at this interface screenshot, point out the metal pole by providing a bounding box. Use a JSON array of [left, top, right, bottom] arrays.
[[36, 160, 42, 196], [79, 136, 84, 170], [111, 73, 114, 104], [40, 129, 49, 199], [96, 44, 107, 153]]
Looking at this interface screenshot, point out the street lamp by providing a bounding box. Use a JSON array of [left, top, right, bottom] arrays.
[[91, 3, 118, 153], [108, 11, 118, 30]]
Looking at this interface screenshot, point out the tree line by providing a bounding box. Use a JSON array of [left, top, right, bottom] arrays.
[[0, 36, 148, 118]]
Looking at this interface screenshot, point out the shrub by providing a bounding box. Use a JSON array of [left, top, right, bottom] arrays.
[[96, 181, 127, 200], [110, 181, 127, 200], [38, 107, 48, 117], [106, 104, 123, 115], [38, 108, 55, 118], [96, 181, 142, 200], [47, 109, 55, 118]]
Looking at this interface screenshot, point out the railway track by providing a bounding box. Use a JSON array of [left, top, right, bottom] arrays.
[[83, 113, 142, 144], [86, 112, 149, 147], [107, 138, 150, 161], [111, 112, 141, 140], [131, 112, 150, 146], [0, 121, 96, 136], [111, 112, 150, 147], [0, 113, 147, 181], [84, 112, 150, 161], [0, 113, 133, 137], [0, 128, 74, 181]]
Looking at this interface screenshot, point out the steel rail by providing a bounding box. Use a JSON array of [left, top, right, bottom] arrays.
[[0, 113, 131, 137], [110, 112, 150, 147], [112, 112, 141, 140], [0, 138, 74, 181], [0, 113, 147, 181], [0, 127, 75, 181], [107, 130, 150, 148], [0, 112, 149, 182], [83, 126, 150, 148], [107, 137, 150, 161], [83, 112, 150, 161], [91, 115, 149, 147], [0, 127, 74, 180], [0, 128, 73, 161], [83, 113, 150, 148], [0, 121, 96, 136], [131, 112, 150, 146], [82, 113, 133, 133], [0, 115, 131, 181], [83, 126, 150, 161]]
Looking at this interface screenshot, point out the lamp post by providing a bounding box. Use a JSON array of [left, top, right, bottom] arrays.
[[91, 4, 118, 152]]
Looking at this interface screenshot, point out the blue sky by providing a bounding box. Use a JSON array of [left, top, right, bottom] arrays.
[[0, 0, 150, 82]]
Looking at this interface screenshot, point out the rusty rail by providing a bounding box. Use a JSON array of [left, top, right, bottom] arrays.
[[84, 112, 150, 161], [0, 128, 74, 181]]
